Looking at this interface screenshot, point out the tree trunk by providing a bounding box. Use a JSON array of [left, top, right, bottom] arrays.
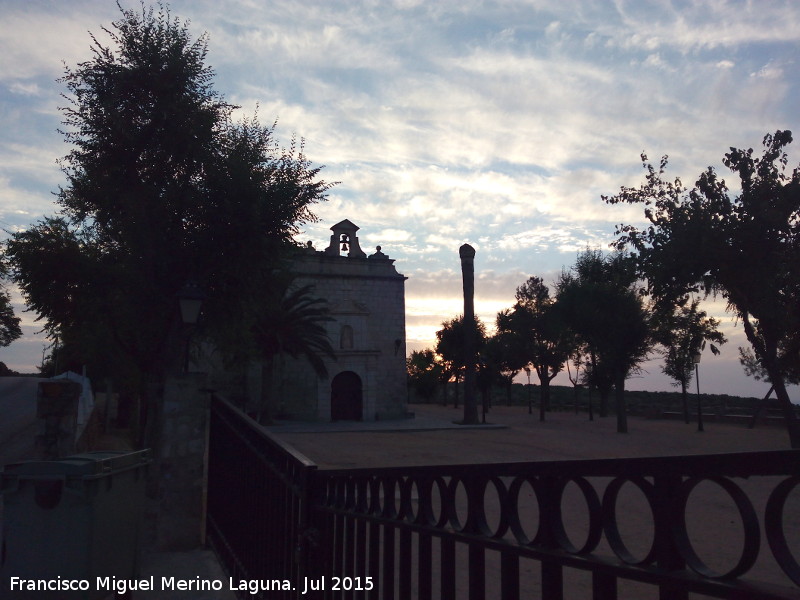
[[599, 386, 610, 418], [680, 381, 689, 424], [742, 315, 800, 448], [748, 385, 774, 429], [539, 377, 548, 422], [767, 369, 800, 448], [615, 371, 628, 433]]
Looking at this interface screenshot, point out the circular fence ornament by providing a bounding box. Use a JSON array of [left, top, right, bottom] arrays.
[[602, 476, 657, 566], [765, 476, 800, 586], [552, 477, 603, 555], [672, 477, 760, 579]]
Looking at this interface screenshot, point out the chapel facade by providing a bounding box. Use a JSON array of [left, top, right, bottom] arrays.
[[272, 219, 408, 421]]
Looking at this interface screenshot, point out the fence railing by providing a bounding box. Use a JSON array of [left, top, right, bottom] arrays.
[[206, 394, 317, 599], [207, 394, 800, 599]]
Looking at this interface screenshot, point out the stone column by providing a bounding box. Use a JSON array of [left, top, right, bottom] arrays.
[[150, 373, 210, 550], [459, 244, 479, 425]]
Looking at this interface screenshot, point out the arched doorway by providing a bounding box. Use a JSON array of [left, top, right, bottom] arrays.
[[331, 371, 363, 421]]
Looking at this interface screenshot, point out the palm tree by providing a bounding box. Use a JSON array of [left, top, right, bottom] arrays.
[[252, 283, 335, 423]]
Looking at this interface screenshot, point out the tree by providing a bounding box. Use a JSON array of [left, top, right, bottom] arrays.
[[4, 4, 331, 446], [739, 346, 800, 387], [0, 362, 19, 376], [435, 315, 487, 410], [491, 311, 529, 404], [604, 131, 800, 447], [565, 344, 588, 416], [407, 349, 442, 403], [556, 250, 652, 433], [653, 299, 726, 423], [0, 276, 21, 349], [499, 277, 572, 421]]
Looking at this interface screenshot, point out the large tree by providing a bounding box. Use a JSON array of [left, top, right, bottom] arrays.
[[4, 4, 331, 446], [604, 131, 800, 447], [556, 250, 652, 433]]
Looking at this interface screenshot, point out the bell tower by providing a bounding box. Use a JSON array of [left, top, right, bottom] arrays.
[[324, 219, 367, 258]]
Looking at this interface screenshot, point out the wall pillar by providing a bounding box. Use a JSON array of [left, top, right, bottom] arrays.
[[150, 373, 210, 550]]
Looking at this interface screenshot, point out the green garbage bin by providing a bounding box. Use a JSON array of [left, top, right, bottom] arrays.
[[1, 450, 150, 599]]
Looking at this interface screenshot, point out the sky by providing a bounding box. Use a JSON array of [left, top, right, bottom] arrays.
[[1, 0, 798, 399]]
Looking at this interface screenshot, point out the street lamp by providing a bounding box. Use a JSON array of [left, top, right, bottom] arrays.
[[177, 282, 205, 372], [178, 282, 205, 325], [693, 350, 704, 432], [524, 366, 532, 414]]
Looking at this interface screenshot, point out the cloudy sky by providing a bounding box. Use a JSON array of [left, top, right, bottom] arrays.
[[1, 0, 798, 399]]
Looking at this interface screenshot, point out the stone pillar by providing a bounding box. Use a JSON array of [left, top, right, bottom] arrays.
[[150, 373, 209, 550], [459, 244, 479, 425]]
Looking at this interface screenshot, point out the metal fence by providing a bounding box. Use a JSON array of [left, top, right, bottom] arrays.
[[206, 394, 317, 598], [207, 394, 800, 599]]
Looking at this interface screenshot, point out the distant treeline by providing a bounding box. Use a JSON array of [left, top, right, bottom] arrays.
[[409, 381, 783, 417]]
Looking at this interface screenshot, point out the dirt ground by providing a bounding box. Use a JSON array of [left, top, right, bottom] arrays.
[[272, 404, 800, 599], [274, 403, 791, 468]]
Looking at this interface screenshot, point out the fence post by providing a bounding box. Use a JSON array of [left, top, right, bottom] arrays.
[[539, 475, 564, 600], [653, 473, 688, 600], [302, 466, 325, 599]]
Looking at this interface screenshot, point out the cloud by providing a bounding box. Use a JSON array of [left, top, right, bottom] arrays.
[[495, 226, 609, 254], [1, 0, 799, 397], [602, 0, 800, 53], [750, 60, 785, 80], [362, 228, 412, 243], [9, 82, 43, 96], [0, 3, 119, 80]]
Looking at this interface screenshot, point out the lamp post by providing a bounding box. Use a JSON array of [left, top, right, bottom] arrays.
[[524, 366, 532, 414], [178, 282, 204, 325], [693, 350, 704, 432], [177, 282, 205, 372]]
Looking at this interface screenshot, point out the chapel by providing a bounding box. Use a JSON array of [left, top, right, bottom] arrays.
[[271, 219, 408, 421]]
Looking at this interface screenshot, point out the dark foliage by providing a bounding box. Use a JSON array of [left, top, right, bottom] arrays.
[[4, 4, 331, 443], [605, 131, 800, 446]]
